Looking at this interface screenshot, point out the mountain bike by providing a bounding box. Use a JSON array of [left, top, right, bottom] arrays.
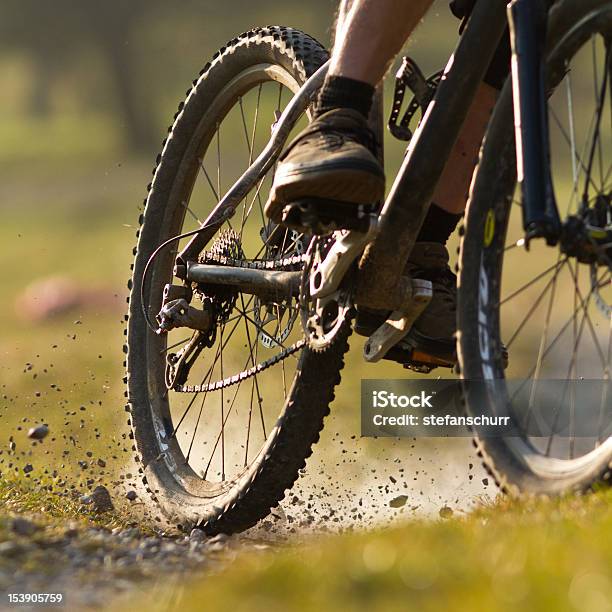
[[126, 0, 612, 533]]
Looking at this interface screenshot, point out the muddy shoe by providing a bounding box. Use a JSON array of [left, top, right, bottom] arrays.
[[265, 108, 385, 226], [402, 242, 457, 361], [355, 242, 457, 365]]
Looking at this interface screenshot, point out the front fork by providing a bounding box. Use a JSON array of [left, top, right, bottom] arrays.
[[509, 0, 561, 245]]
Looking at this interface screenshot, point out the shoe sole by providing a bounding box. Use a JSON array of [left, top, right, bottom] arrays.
[[265, 160, 385, 223]]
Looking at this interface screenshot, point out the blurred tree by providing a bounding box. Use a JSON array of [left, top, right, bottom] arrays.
[[0, 0, 169, 151], [0, 0, 332, 153]]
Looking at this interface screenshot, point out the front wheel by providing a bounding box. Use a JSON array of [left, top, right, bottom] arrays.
[[458, 0, 612, 494], [126, 27, 351, 534]]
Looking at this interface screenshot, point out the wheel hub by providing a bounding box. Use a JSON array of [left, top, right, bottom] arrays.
[[560, 194, 612, 267]]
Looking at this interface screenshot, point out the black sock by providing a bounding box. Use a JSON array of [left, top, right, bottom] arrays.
[[416, 204, 462, 245], [314, 75, 375, 119]]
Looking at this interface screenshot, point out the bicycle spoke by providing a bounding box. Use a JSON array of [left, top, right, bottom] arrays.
[[243, 339, 260, 466], [240, 175, 268, 238], [180, 199, 203, 226], [278, 305, 288, 398], [566, 67, 579, 196], [506, 260, 565, 348], [238, 96, 253, 233], [499, 259, 566, 307], [199, 161, 219, 202], [241, 295, 266, 437], [185, 378, 212, 465], [595, 38, 606, 187], [276, 82, 283, 113], [204, 335, 259, 476], [525, 256, 562, 430], [545, 295, 590, 458], [216, 123, 222, 202], [170, 338, 222, 440], [510, 278, 601, 403], [550, 107, 600, 202], [582, 41, 610, 203], [567, 261, 609, 371], [160, 335, 194, 355], [251, 83, 262, 165], [170, 297, 258, 440], [238, 96, 252, 159]]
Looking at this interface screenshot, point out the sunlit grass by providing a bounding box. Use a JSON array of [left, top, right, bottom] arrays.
[[142, 489, 612, 612], [0, 477, 141, 532]]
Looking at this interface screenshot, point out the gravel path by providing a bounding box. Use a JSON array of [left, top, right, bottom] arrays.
[[0, 513, 276, 610]]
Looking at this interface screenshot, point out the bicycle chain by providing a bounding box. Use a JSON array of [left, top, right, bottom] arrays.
[[175, 339, 306, 393], [173, 249, 309, 393], [198, 251, 307, 271]]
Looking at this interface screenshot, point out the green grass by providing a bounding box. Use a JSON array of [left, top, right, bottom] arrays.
[[145, 490, 612, 612], [0, 477, 139, 533]]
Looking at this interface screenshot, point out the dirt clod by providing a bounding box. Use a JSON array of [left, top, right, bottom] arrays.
[[439, 506, 454, 519], [27, 424, 49, 440], [90, 485, 114, 513], [389, 495, 408, 508]]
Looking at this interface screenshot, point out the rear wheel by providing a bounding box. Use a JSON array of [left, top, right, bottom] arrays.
[[126, 28, 351, 534], [459, 0, 612, 494]]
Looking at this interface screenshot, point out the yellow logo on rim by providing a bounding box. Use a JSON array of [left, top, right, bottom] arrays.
[[484, 210, 495, 247]]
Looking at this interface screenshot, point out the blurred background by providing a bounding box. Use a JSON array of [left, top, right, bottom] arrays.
[[1, 0, 606, 524], [0, 0, 484, 521]]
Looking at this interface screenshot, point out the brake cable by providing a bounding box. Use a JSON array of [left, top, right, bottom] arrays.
[[139, 217, 228, 334]]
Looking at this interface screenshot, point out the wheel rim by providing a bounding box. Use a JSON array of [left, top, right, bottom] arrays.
[[141, 63, 313, 494], [481, 10, 612, 472]]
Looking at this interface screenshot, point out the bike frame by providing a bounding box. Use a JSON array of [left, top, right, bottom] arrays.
[[174, 0, 559, 315]]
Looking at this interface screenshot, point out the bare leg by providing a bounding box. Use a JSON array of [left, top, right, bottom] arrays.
[[331, 0, 497, 215], [433, 83, 499, 214], [330, 0, 434, 84]]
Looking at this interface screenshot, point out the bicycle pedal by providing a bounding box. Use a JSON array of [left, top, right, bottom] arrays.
[[385, 345, 455, 373], [281, 198, 375, 235], [363, 279, 433, 363]]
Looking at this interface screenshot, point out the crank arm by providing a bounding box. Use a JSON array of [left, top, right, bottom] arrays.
[[310, 220, 378, 300], [363, 278, 432, 363]]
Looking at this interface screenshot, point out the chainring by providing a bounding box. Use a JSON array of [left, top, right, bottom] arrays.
[[300, 234, 355, 352]]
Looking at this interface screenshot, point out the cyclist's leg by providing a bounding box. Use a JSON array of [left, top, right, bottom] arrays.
[[417, 20, 511, 244], [414, 83, 498, 248], [430, 83, 498, 216], [406, 25, 511, 360], [265, 0, 434, 223], [328, 0, 434, 85]]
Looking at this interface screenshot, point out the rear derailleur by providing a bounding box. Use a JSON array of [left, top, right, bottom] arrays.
[[156, 285, 217, 390]]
